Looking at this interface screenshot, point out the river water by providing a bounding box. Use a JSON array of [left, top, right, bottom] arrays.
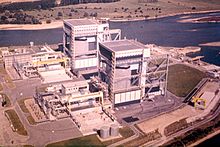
[[196, 133, 220, 146], [0, 12, 220, 65]]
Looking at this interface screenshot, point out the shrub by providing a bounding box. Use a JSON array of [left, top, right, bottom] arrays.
[[1, 16, 8, 21], [4, 10, 10, 16], [192, 7, 196, 10], [46, 19, 51, 24], [83, 12, 89, 17], [90, 12, 98, 17], [57, 11, 63, 17]]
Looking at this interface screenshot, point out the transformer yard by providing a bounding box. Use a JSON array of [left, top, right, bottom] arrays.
[[0, 18, 220, 146]]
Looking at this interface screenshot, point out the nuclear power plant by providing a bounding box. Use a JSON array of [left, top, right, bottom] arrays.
[[2, 16, 220, 146], [2, 18, 169, 130]]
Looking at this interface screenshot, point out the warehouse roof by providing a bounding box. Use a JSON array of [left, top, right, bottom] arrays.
[[64, 19, 99, 27], [100, 39, 146, 52]]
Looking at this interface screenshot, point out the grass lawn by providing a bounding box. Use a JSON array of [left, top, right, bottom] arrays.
[[18, 98, 37, 125], [27, 115, 36, 125], [5, 109, 28, 136], [47, 134, 104, 147], [123, 129, 162, 147], [47, 126, 134, 147], [18, 98, 30, 113], [168, 64, 205, 97], [0, 93, 11, 107], [0, 83, 3, 91], [0, 67, 7, 74], [23, 145, 34, 147], [0, 67, 15, 89], [119, 126, 134, 138], [4, 74, 15, 89]]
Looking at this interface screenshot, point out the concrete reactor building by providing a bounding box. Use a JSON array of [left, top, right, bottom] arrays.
[[63, 18, 121, 76]]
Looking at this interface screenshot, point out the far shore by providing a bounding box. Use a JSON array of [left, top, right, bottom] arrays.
[[0, 9, 220, 31], [0, 21, 63, 31], [110, 9, 220, 22]]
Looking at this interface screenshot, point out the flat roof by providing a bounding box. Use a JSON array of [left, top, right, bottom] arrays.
[[62, 80, 88, 88], [100, 39, 146, 52], [64, 19, 99, 27], [39, 69, 72, 84]]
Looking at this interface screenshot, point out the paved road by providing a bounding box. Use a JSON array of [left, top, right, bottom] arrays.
[[11, 78, 41, 103]]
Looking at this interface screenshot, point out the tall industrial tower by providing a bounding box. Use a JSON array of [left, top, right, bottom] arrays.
[[63, 18, 121, 75]]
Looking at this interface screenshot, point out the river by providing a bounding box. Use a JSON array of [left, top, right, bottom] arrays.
[[196, 133, 220, 146], [0, 12, 219, 65]]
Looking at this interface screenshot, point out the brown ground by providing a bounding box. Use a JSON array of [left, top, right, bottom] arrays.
[[25, 0, 220, 20], [137, 106, 202, 136]]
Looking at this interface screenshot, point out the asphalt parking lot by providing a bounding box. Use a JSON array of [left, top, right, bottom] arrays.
[[114, 92, 183, 124]]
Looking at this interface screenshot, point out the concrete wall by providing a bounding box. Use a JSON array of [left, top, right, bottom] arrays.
[[114, 90, 141, 104], [75, 58, 97, 69], [114, 68, 131, 90], [75, 40, 89, 56]]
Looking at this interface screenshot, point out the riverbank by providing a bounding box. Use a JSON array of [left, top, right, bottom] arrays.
[[0, 21, 63, 30], [0, 9, 219, 31], [189, 129, 220, 147], [110, 9, 220, 22], [200, 41, 220, 47], [178, 15, 220, 23]]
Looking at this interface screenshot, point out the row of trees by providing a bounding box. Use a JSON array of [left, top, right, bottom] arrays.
[[79, 0, 119, 3], [0, 0, 57, 12], [0, 11, 41, 24], [0, 0, 120, 11]]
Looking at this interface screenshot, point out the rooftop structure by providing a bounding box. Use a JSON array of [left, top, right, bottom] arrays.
[[101, 39, 146, 52], [64, 19, 99, 27]]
